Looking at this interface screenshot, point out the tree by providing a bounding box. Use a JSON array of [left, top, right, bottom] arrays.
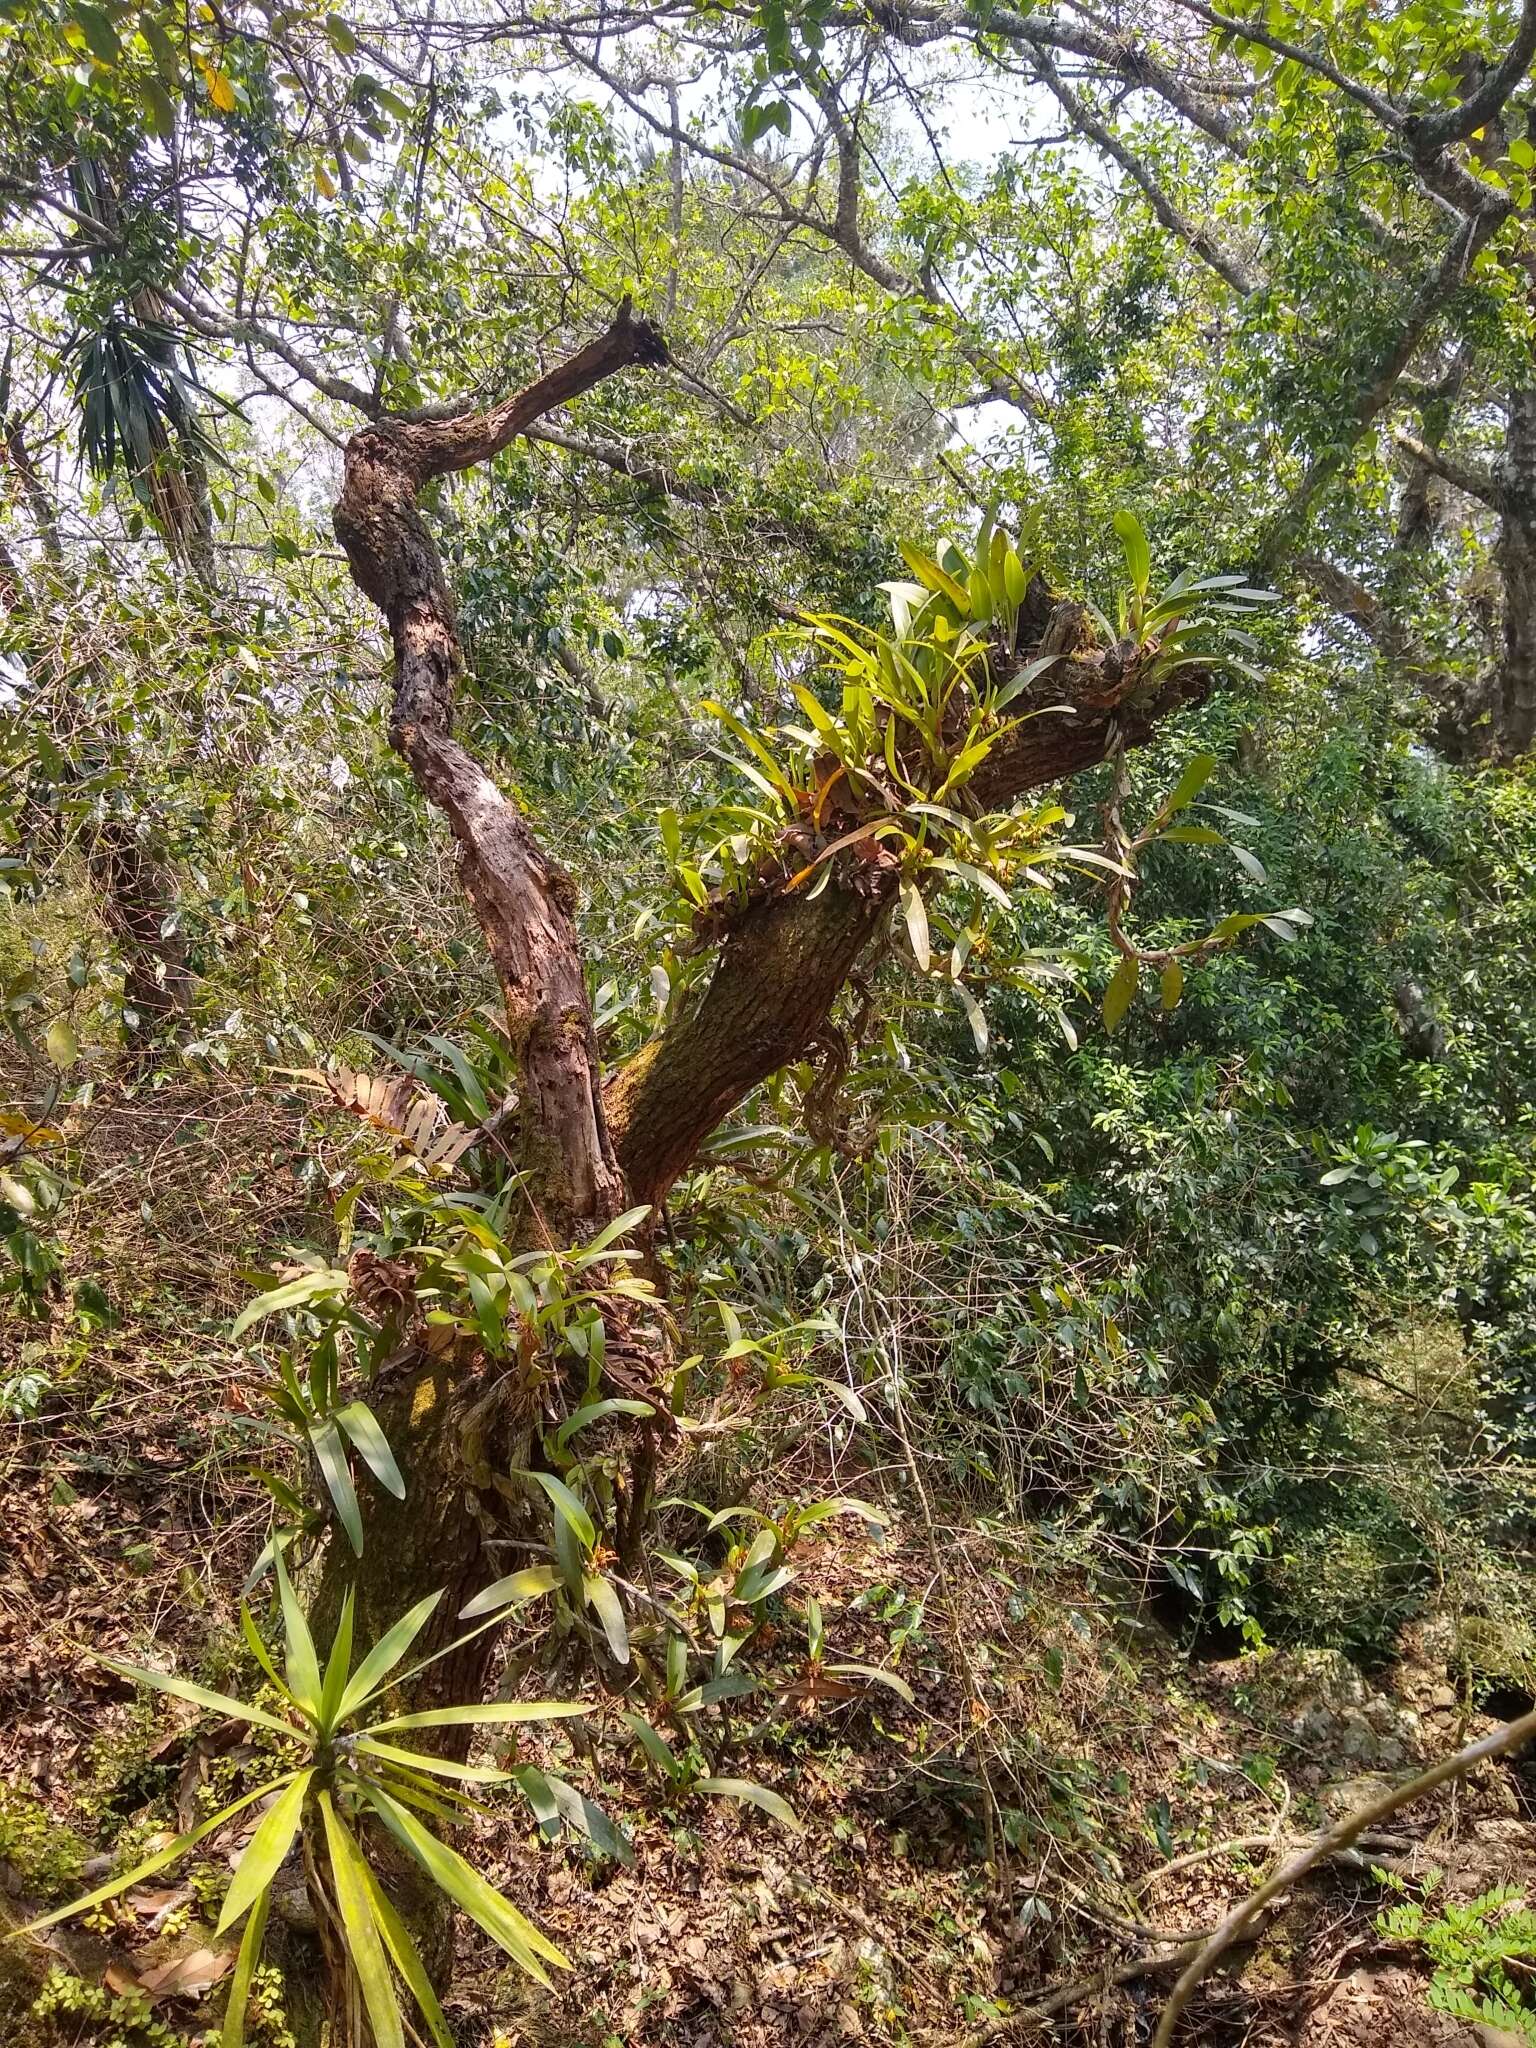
[[4, 0, 1534, 2001]]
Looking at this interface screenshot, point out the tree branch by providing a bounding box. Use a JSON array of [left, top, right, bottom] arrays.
[[1153, 1701, 1536, 2046], [607, 605, 1215, 1207], [1391, 424, 1505, 509], [156, 283, 379, 415], [1026, 42, 1258, 297], [332, 299, 670, 1235], [1256, 196, 1509, 572], [1413, 0, 1536, 154]]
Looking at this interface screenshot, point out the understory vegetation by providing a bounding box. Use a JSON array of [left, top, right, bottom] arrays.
[[3, 0, 1536, 2038]]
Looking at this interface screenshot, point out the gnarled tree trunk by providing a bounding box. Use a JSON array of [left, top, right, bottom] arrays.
[[314, 307, 1227, 2011], [322, 300, 1223, 1675]]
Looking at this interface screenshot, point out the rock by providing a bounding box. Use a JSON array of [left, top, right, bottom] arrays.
[[1321, 1772, 1402, 1822]]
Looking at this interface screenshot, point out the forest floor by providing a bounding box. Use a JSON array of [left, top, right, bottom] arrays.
[[3, 1076, 1535, 2046]]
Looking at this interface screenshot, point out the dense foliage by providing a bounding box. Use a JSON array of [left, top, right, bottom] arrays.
[[3, 0, 1536, 2038]]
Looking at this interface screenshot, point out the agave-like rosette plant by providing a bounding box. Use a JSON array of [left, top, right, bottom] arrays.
[[19, 1552, 586, 2048]]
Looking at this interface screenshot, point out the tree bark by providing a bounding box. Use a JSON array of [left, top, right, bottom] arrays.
[[332, 298, 669, 1243], [608, 640, 1215, 1208], [1495, 387, 1536, 757]]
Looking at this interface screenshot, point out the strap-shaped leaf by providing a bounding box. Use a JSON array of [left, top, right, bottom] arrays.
[[696, 1777, 802, 1830], [356, 1856, 453, 2048], [361, 1783, 568, 1985], [222, 1884, 270, 2048], [333, 1401, 406, 1499], [98, 1657, 295, 1739], [232, 1268, 349, 1340], [317, 1791, 403, 2048], [621, 1712, 682, 1779], [1113, 508, 1151, 596], [369, 1699, 588, 1735], [458, 1565, 560, 1620], [18, 1776, 287, 1935], [217, 1769, 313, 1934], [515, 1469, 595, 1551], [552, 1399, 654, 1454], [239, 1604, 291, 1704], [335, 1590, 443, 1723], [310, 1418, 363, 1556], [360, 1769, 470, 1827], [354, 1737, 511, 1785], [274, 1547, 322, 1719], [318, 1589, 356, 1732], [826, 1661, 917, 1705], [583, 1575, 630, 1665]]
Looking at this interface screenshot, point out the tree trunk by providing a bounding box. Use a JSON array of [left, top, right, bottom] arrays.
[[322, 288, 1224, 1651], [314, 306, 675, 1746], [1495, 387, 1536, 758], [314, 303, 1234, 2007]]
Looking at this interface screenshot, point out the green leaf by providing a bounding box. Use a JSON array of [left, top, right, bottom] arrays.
[[1162, 754, 1218, 816], [898, 541, 969, 610], [310, 1419, 363, 1556], [1160, 960, 1184, 1012], [523, 1769, 634, 1864], [516, 1469, 596, 1551], [1230, 845, 1268, 884], [44, 1016, 79, 1069], [336, 1590, 443, 1722], [240, 1605, 291, 1703], [222, 1886, 270, 2048], [355, 1738, 512, 1784], [900, 881, 930, 972], [73, 3, 122, 63], [139, 11, 178, 79], [97, 1657, 296, 1738], [1158, 824, 1225, 845], [553, 1397, 655, 1452], [318, 1590, 356, 1731], [825, 1662, 916, 1704], [333, 1402, 406, 1499], [232, 1270, 349, 1340], [356, 1855, 454, 2048], [1113, 509, 1151, 596], [1102, 956, 1139, 1034], [741, 96, 791, 144], [956, 983, 989, 1056], [217, 1770, 312, 1934], [621, 1711, 681, 1778], [274, 1546, 322, 1719], [583, 1574, 630, 1665], [142, 75, 177, 139], [459, 1565, 561, 1620], [581, 1202, 653, 1255], [368, 1699, 589, 1735], [695, 1778, 802, 1829], [318, 1791, 404, 2048], [360, 1783, 569, 1984], [702, 701, 797, 803], [18, 1777, 285, 1935]]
